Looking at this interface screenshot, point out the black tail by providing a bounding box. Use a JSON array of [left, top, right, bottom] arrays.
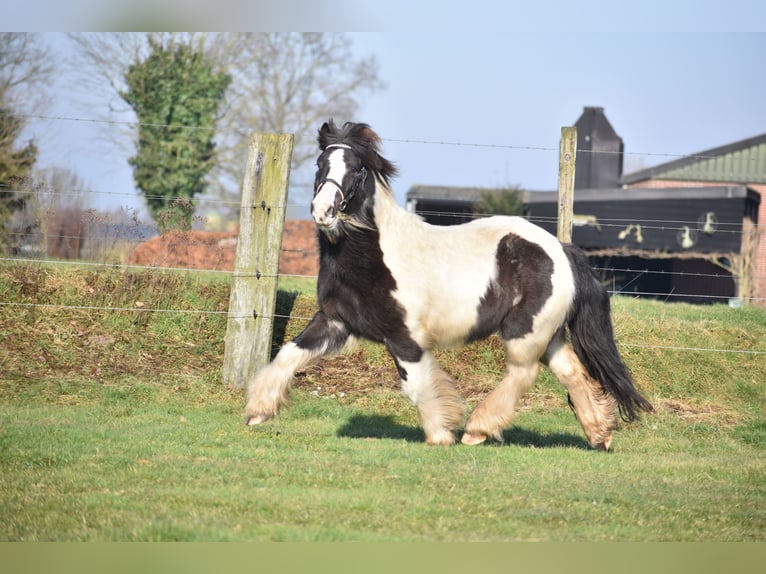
[[563, 244, 653, 421]]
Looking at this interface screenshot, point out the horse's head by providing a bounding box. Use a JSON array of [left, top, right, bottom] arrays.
[[311, 120, 397, 239]]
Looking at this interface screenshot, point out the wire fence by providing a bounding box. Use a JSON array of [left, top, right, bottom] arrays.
[[1, 216, 758, 253], [2, 114, 765, 358], [2, 218, 764, 357], [1, 291, 765, 358], [4, 203, 760, 305], [16, 112, 765, 164]]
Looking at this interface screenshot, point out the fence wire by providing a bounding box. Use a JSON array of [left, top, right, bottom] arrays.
[[1, 298, 764, 356], [1, 256, 765, 356], [16, 111, 766, 165], [2, 115, 765, 359]]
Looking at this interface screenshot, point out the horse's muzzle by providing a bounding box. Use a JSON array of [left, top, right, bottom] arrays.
[[311, 180, 343, 228]]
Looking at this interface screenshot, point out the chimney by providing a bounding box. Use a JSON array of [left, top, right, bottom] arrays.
[[573, 106, 624, 189]]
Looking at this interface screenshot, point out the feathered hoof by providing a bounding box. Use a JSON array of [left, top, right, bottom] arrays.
[[460, 432, 488, 446], [425, 430, 457, 446], [244, 413, 271, 426], [593, 434, 613, 451]]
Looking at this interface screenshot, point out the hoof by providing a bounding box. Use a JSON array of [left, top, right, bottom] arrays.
[[460, 432, 488, 446], [426, 433, 456, 446], [245, 414, 270, 426], [592, 434, 613, 451]]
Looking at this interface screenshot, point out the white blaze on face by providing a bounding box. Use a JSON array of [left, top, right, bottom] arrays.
[[311, 148, 347, 227]]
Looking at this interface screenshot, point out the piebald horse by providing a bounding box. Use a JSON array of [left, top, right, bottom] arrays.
[[245, 121, 652, 449]]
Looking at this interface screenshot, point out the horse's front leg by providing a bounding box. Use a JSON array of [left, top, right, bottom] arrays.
[[387, 340, 466, 445], [245, 311, 350, 426]]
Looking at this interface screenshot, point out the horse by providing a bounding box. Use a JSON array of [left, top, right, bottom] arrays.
[[245, 120, 653, 449]]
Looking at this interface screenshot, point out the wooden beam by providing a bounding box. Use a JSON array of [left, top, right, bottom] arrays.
[[557, 126, 577, 243], [223, 133, 294, 388]]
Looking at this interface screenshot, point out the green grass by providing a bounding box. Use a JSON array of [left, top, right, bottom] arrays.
[[277, 274, 317, 295], [0, 263, 764, 541], [2, 384, 763, 541]]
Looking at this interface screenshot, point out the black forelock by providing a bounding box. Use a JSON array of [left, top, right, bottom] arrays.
[[317, 120, 398, 185]]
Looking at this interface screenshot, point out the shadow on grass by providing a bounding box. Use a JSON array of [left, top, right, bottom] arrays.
[[501, 426, 590, 449], [337, 414, 590, 449], [270, 290, 299, 359], [337, 414, 426, 442]]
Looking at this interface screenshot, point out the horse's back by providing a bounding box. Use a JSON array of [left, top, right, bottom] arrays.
[[380, 213, 574, 349]]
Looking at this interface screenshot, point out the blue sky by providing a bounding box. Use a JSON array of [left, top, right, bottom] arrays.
[[7, 3, 766, 219], [349, 32, 766, 196]]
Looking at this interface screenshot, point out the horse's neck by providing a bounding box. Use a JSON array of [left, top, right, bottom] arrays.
[[373, 180, 424, 232]]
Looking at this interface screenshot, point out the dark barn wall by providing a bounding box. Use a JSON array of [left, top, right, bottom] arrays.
[[526, 197, 745, 254], [670, 258, 736, 303], [589, 255, 736, 304]]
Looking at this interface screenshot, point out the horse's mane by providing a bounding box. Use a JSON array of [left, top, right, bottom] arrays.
[[318, 120, 398, 186]]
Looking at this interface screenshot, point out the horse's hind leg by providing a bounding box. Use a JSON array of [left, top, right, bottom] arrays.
[[394, 351, 465, 445], [245, 311, 350, 425], [462, 359, 539, 445], [544, 337, 618, 450]]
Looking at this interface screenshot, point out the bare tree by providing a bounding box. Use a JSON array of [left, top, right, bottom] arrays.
[[37, 167, 90, 259], [217, 34, 384, 183], [65, 33, 157, 160], [0, 33, 54, 110], [67, 32, 384, 219]]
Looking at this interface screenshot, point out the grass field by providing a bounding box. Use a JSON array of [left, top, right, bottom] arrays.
[[0, 263, 764, 541]]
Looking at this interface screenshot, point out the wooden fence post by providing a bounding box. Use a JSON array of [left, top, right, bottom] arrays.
[[223, 133, 294, 388], [557, 126, 577, 243]]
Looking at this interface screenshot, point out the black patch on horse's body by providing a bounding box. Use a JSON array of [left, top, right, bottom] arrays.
[[292, 309, 350, 354], [468, 232, 554, 342], [316, 226, 393, 340], [304, 212, 423, 369]]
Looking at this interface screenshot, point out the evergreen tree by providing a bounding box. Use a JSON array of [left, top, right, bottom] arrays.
[[120, 38, 231, 230], [474, 186, 525, 217], [70, 33, 384, 221], [0, 104, 37, 251]]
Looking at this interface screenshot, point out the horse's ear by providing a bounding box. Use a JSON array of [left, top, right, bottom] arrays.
[[318, 119, 335, 150]]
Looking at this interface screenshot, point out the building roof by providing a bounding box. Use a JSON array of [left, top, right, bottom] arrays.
[[407, 129, 766, 206], [621, 133, 766, 185]]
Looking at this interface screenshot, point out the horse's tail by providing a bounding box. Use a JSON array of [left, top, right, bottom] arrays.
[[563, 244, 653, 421]]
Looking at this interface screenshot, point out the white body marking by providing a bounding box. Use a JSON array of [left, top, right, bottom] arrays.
[[372, 180, 574, 351], [311, 149, 347, 227]]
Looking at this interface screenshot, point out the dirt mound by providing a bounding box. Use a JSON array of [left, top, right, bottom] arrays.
[[126, 220, 319, 277]]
